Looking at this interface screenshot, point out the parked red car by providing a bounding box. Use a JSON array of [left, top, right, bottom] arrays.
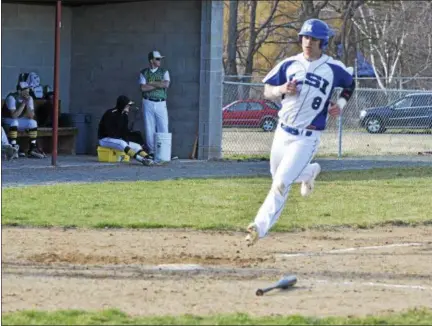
[[222, 99, 280, 131]]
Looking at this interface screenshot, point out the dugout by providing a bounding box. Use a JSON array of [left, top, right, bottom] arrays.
[[1, 0, 223, 161]]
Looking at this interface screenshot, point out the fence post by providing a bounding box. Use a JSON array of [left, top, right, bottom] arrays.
[[337, 113, 343, 158]]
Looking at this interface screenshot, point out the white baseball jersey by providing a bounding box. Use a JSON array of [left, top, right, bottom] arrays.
[[263, 53, 353, 130], [5, 94, 34, 114]]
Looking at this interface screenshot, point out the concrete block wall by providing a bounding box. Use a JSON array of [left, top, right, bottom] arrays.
[[70, 1, 203, 157], [1, 3, 72, 113], [1, 1, 223, 159]]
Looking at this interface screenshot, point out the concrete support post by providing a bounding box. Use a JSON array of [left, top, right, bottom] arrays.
[[198, 0, 224, 159]]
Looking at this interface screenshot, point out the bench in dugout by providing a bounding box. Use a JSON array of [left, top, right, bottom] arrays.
[[1, 99, 78, 155]]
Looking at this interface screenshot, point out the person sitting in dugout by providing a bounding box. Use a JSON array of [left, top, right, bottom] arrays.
[[98, 95, 154, 166], [1, 82, 47, 159]]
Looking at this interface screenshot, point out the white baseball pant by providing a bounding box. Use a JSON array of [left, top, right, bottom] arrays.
[[2, 127, 10, 145], [142, 99, 168, 154], [253, 124, 321, 238], [99, 138, 142, 153], [3, 118, 38, 130]]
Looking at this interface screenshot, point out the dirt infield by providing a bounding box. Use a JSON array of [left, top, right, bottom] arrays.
[[2, 226, 432, 317]]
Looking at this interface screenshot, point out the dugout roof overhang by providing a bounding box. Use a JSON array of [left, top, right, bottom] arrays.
[[2, 0, 144, 5]]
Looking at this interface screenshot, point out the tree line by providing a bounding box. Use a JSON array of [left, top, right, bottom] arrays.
[[223, 0, 432, 90]]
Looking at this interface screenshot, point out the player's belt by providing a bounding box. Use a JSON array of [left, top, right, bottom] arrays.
[[143, 97, 165, 102], [280, 123, 313, 137]]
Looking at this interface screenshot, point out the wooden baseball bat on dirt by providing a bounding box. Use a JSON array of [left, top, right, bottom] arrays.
[[256, 275, 297, 296], [190, 133, 198, 159]]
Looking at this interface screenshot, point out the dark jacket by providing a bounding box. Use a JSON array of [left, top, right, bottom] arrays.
[[98, 95, 134, 141], [97, 108, 130, 140]]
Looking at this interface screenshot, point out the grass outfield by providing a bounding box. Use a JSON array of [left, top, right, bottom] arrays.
[[2, 167, 431, 230], [3, 308, 432, 325]]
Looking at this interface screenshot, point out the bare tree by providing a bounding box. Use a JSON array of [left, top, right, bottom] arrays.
[[300, 0, 330, 21], [398, 1, 432, 89], [326, 0, 365, 65], [236, 0, 281, 77], [235, 0, 283, 98], [234, 0, 335, 77], [351, 1, 432, 90], [225, 0, 239, 77], [354, 2, 405, 89]]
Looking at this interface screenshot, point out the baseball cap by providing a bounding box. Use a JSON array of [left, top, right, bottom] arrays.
[[18, 81, 30, 90], [148, 50, 165, 61]]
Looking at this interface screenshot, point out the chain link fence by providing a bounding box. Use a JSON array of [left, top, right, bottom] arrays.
[[222, 77, 432, 158], [354, 77, 432, 91]]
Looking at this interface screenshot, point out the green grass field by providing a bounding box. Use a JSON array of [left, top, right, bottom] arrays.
[[2, 167, 432, 231], [3, 308, 432, 325]]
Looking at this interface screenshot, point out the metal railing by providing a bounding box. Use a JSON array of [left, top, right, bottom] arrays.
[[222, 79, 432, 158]]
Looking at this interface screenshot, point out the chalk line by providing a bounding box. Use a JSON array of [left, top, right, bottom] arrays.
[[315, 279, 432, 291], [275, 242, 425, 259]]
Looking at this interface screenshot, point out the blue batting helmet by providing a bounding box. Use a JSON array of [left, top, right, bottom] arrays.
[[298, 19, 333, 50]]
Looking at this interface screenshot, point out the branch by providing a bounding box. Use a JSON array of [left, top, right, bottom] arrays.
[[361, 6, 389, 77], [357, 6, 387, 89], [388, 0, 407, 82], [401, 34, 432, 83], [256, 49, 275, 69], [314, 0, 330, 14], [388, 32, 406, 82], [351, 17, 369, 39], [255, 0, 280, 35], [253, 23, 287, 54]]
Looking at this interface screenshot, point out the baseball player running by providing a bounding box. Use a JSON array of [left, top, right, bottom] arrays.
[[245, 19, 355, 246]]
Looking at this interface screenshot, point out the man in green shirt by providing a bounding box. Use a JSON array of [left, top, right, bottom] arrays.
[[139, 50, 171, 159]]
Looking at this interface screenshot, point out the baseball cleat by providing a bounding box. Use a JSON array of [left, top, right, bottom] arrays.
[[152, 159, 169, 166], [12, 145, 20, 160], [141, 158, 154, 166], [28, 147, 47, 159], [2, 144, 19, 161], [245, 223, 259, 247], [301, 163, 321, 197]]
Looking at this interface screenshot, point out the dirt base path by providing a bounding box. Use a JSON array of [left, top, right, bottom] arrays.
[[2, 227, 432, 317]]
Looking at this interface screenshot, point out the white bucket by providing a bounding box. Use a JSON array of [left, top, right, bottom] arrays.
[[154, 132, 172, 162]]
